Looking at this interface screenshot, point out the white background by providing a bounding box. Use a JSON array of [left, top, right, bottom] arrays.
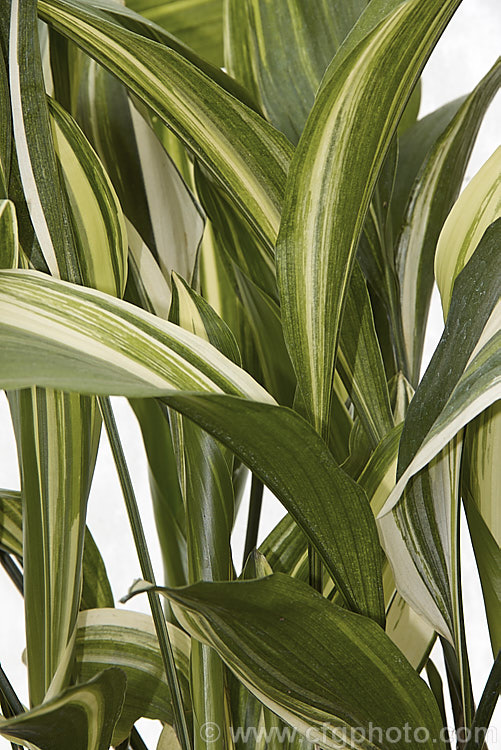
[[0, 1, 500, 746]]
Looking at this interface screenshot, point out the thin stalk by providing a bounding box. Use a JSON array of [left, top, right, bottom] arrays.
[[308, 545, 323, 593], [130, 726, 150, 750], [465, 651, 500, 750], [242, 476, 264, 566], [98, 397, 191, 750], [0, 552, 23, 595], [0, 663, 24, 717]]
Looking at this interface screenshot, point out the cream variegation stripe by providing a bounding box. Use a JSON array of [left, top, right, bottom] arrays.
[[9, 0, 59, 276], [0, 269, 274, 403], [379, 332, 501, 519], [435, 147, 501, 316], [0, 668, 126, 750], [39, 0, 291, 252], [397, 60, 501, 383], [129, 102, 204, 282], [277, 0, 462, 438], [49, 100, 128, 297]]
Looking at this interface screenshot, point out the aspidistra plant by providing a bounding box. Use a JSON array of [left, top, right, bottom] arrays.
[[0, 0, 499, 748]]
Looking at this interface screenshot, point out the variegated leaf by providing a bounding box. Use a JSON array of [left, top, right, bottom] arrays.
[[276, 0, 462, 438]]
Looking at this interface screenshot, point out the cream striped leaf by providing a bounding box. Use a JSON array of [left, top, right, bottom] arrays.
[[7, 387, 102, 704], [0, 269, 273, 401], [49, 97, 128, 297], [276, 0, 462, 438], [435, 147, 501, 317], [377, 223, 500, 656], [127, 0, 223, 67], [0, 668, 126, 750], [0, 270, 384, 623], [169, 274, 237, 750], [39, 0, 293, 254], [462, 403, 501, 656], [0, 487, 113, 611], [75, 60, 203, 300], [0, 200, 18, 270], [396, 220, 501, 478], [75, 608, 191, 745], [397, 59, 501, 384], [225, 0, 366, 144], [124, 574, 445, 750], [0, 489, 23, 559], [433, 149, 501, 658], [9, 0, 79, 279]]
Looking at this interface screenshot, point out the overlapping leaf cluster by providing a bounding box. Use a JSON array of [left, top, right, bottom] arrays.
[[0, 0, 499, 749]]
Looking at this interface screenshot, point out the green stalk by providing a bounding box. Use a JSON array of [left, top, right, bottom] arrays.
[[98, 397, 192, 750], [465, 651, 500, 750], [242, 475, 264, 566], [0, 552, 23, 595], [0, 663, 24, 717]]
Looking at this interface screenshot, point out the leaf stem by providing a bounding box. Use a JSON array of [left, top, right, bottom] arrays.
[[242, 476, 264, 566], [98, 397, 192, 750]]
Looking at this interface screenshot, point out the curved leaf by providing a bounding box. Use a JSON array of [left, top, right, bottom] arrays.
[[124, 574, 444, 750], [0, 269, 384, 623], [39, 0, 292, 253], [0, 668, 126, 750], [276, 0, 462, 437], [75, 608, 191, 744], [396, 60, 501, 383]]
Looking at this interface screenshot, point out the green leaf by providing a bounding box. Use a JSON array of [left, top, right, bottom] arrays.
[[0, 668, 126, 750], [39, 0, 292, 254], [276, 0, 462, 438], [124, 574, 445, 750], [168, 273, 236, 748], [127, 0, 223, 67], [0, 488, 114, 610], [7, 388, 102, 704], [0, 270, 384, 622], [0, 50, 11, 196], [396, 59, 501, 384], [163, 393, 384, 624], [224, 0, 366, 144], [75, 608, 191, 745], [0, 200, 18, 270], [130, 398, 188, 592], [9, 0, 79, 280]]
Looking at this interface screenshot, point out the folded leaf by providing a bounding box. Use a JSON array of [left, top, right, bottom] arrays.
[[124, 574, 445, 750], [75, 608, 191, 744], [0, 269, 384, 623], [0, 668, 126, 750]]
